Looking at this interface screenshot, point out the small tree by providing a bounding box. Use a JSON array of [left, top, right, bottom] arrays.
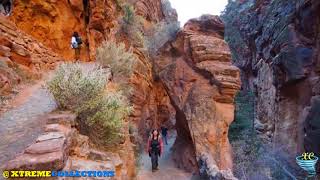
[[119, 4, 145, 47]]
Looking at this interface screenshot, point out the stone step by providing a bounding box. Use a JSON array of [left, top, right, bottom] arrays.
[[5, 151, 66, 170], [5, 113, 75, 171], [46, 112, 76, 127]]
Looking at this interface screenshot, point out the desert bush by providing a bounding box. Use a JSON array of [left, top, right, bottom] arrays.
[[47, 63, 132, 145], [96, 41, 138, 79], [76, 89, 132, 145], [47, 63, 107, 110], [144, 21, 180, 57], [119, 4, 145, 47]]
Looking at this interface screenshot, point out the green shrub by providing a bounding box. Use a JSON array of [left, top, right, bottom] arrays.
[[119, 4, 145, 47], [46, 63, 107, 110], [96, 41, 138, 79], [76, 89, 132, 145], [47, 63, 132, 145]]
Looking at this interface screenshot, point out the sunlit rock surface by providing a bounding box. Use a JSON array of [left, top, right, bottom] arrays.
[[157, 15, 241, 179], [0, 16, 60, 95]]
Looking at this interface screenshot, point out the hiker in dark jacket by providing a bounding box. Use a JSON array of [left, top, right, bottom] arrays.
[[147, 129, 163, 172], [161, 126, 168, 145], [71, 32, 82, 61]]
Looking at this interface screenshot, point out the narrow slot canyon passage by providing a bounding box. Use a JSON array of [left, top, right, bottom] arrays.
[[137, 130, 199, 180]]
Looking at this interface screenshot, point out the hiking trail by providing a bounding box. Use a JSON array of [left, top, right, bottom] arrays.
[[137, 131, 198, 180], [0, 73, 57, 171]]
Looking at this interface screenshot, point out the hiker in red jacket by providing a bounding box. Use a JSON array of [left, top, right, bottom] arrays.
[[147, 129, 164, 172]]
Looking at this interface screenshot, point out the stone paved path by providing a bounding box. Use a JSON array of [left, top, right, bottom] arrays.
[[137, 131, 199, 180], [0, 80, 56, 171]]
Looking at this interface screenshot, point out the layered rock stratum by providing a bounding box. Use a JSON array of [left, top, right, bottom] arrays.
[[0, 16, 60, 95], [156, 15, 241, 179]]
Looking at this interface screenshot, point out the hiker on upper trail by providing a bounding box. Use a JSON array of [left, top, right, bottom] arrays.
[[161, 126, 168, 145], [147, 129, 163, 172], [71, 32, 82, 61], [0, 0, 12, 16]]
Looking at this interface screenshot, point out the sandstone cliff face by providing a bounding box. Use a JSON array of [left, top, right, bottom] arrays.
[[9, 0, 90, 61], [8, 0, 122, 61], [135, 0, 165, 22], [8, 0, 176, 61], [156, 15, 241, 179], [223, 0, 320, 163], [0, 16, 60, 95]]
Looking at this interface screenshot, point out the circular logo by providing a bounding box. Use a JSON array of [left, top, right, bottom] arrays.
[[2, 171, 9, 179]]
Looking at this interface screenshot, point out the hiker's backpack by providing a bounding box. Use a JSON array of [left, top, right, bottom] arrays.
[[71, 41, 78, 49], [76, 36, 83, 45]]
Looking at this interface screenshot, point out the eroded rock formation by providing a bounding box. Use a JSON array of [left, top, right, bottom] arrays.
[[8, 0, 177, 61], [0, 16, 60, 95], [223, 0, 320, 163], [156, 15, 241, 179], [128, 0, 178, 140]]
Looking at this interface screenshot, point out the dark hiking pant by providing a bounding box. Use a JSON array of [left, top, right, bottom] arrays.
[[74, 47, 80, 61], [162, 135, 168, 145], [150, 151, 159, 170]]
